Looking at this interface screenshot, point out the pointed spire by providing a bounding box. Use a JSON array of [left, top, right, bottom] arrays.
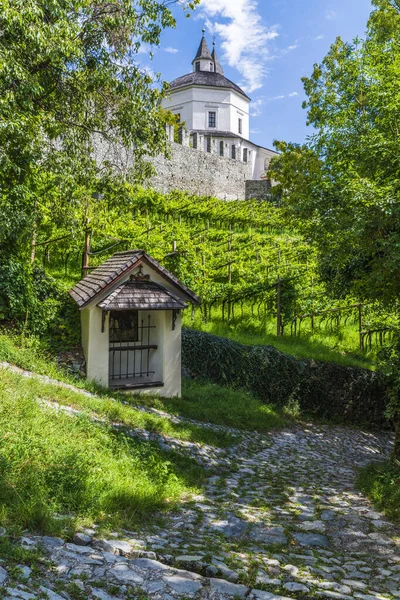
[[212, 40, 224, 75], [192, 30, 212, 63]]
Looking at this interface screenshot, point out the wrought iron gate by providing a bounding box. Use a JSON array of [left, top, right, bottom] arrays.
[[109, 311, 158, 387]]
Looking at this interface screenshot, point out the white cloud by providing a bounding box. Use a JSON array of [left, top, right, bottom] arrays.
[[197, 0, 279, 93], [288, 92, 298, 97], [165, 47, 179, 54], [250, 97, 265, 116], [314, 34, 324, 40], [325, 10, 336, 20], [287, 44, 297, 51], [136, 42, 152, 55]]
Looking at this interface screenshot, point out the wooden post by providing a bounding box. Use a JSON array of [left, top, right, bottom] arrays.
[[228, 237, 232, 284], [359, 303, 364, 351], [82, 220, 91, 278], [277, 275, 282, 337]]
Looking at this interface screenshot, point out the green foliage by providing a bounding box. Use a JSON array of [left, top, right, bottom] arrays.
[[181, 328, 388, 426], [0, 0, 198, 261], [358, 460, 400, 520], [269, 1, 400, 307], [140, 378, 286, 433], [188, 317, 374, 369], [0, 368, 204, 534]]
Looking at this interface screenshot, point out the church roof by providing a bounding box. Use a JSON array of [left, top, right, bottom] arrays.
[[211, 47, 224, 75], [193, 36, 212, 62], [97, 280, 187, 311], [169, 71, 250, 100]]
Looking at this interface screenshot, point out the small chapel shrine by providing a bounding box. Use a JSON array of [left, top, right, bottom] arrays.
[[70, 250, 200, 397]]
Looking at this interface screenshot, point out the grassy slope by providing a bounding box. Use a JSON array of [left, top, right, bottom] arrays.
[[0, 333, 287, 434], [0, 333, 288, 535], [0, 368, 205, 536]]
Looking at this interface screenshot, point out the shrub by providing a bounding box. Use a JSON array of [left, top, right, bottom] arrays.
[[182, 328, 388, 426], [358, 460, 400, 521], [0, 258, 80, 348]]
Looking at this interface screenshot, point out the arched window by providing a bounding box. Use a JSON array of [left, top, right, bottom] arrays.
[[195, 62, 200, 72], [219, 141, 224, 157]]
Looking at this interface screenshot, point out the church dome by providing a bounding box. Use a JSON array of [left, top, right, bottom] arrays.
[[169, 71, 250, 101]]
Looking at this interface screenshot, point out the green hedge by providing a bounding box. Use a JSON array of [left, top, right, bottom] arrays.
[[182, 328, 389, 427]]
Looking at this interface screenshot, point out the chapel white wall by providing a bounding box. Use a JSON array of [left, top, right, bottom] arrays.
[[80, 262, 187, 397]]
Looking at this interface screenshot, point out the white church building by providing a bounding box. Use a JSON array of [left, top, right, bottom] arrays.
[[161, 31, 278, 183]]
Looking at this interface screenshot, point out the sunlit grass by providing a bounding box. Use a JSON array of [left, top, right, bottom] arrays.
[[0, 369, 205, 536], [138, 378, 288, 433], [357, 460, 400, 521]]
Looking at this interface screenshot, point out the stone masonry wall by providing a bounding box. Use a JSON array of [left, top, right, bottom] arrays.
[[94, 126, 253, 200], [245, 180, 273, 201], [148, 128, 253, 200]]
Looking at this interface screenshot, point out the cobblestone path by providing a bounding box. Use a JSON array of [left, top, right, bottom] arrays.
[[0, 364, 397, 600]]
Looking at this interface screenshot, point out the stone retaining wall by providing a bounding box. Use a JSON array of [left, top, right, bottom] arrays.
[[148, 142, 252, 200], [245, 180, 273, 201]]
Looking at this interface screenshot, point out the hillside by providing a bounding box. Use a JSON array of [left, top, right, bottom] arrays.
[[14, 188, 392, 369]]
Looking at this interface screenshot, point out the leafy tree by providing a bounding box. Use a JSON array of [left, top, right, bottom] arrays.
[[0, 0, 198, 260], [270, 0, 400, 307], [269, 0, 400, 454]]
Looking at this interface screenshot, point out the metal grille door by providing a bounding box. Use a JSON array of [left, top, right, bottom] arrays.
[[109, 311, 158, 387]]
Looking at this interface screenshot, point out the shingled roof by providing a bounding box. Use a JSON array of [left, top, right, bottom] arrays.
[[169, 71, 250, 101], [193, 36, 212, 62], [69, 250, 200, 309], [97, 280, 187, 311]]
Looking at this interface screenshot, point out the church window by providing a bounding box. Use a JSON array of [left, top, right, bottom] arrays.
[[192, 133, 198, 149], [208, 111, 216, 128], [206, 136, 212, 153], [238, 118, 243, 135], [231, 145, 236, 160], [210, 62, 214, 72], [195, 62, 200, 72], [219, 141, 224, 157], [243, 148, 248, 163]]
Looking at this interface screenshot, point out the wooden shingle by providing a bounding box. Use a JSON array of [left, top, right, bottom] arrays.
[[69, 250, 200, 309]]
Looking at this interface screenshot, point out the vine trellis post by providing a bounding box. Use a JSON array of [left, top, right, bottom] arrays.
[[276, 275, 282, 337]]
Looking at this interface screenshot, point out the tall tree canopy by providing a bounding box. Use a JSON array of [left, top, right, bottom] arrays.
[[269, 0, 400, 307], [0, 0, 198, 258]]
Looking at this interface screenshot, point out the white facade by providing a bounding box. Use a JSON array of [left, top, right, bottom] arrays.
[[80, 262, 188, 398], [161, 34, 278, 182], [163, 85, 250, 141]]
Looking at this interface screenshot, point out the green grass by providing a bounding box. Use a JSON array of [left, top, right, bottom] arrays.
[[0, 332, 287, 436], [138, 378, 287, 433], [185, 317, 376, 370], [357, 460, 400, 521], [4, 368, 235, 448], [0, 368, 205, 536]]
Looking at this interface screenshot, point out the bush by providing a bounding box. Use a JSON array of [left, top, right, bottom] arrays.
[[182, 328, 388, 426], [0, 258, 80, 348], [358, 460, 400, 520]]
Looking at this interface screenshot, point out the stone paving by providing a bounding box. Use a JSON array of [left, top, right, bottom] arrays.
[[0, 363, 398, 600]]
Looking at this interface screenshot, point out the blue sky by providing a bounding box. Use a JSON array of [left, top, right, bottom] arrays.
[[142, 0, 374, 149]]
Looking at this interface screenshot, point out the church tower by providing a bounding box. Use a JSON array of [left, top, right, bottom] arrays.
[[192, 29, 214, 73], [161, 31, 277, 182]]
